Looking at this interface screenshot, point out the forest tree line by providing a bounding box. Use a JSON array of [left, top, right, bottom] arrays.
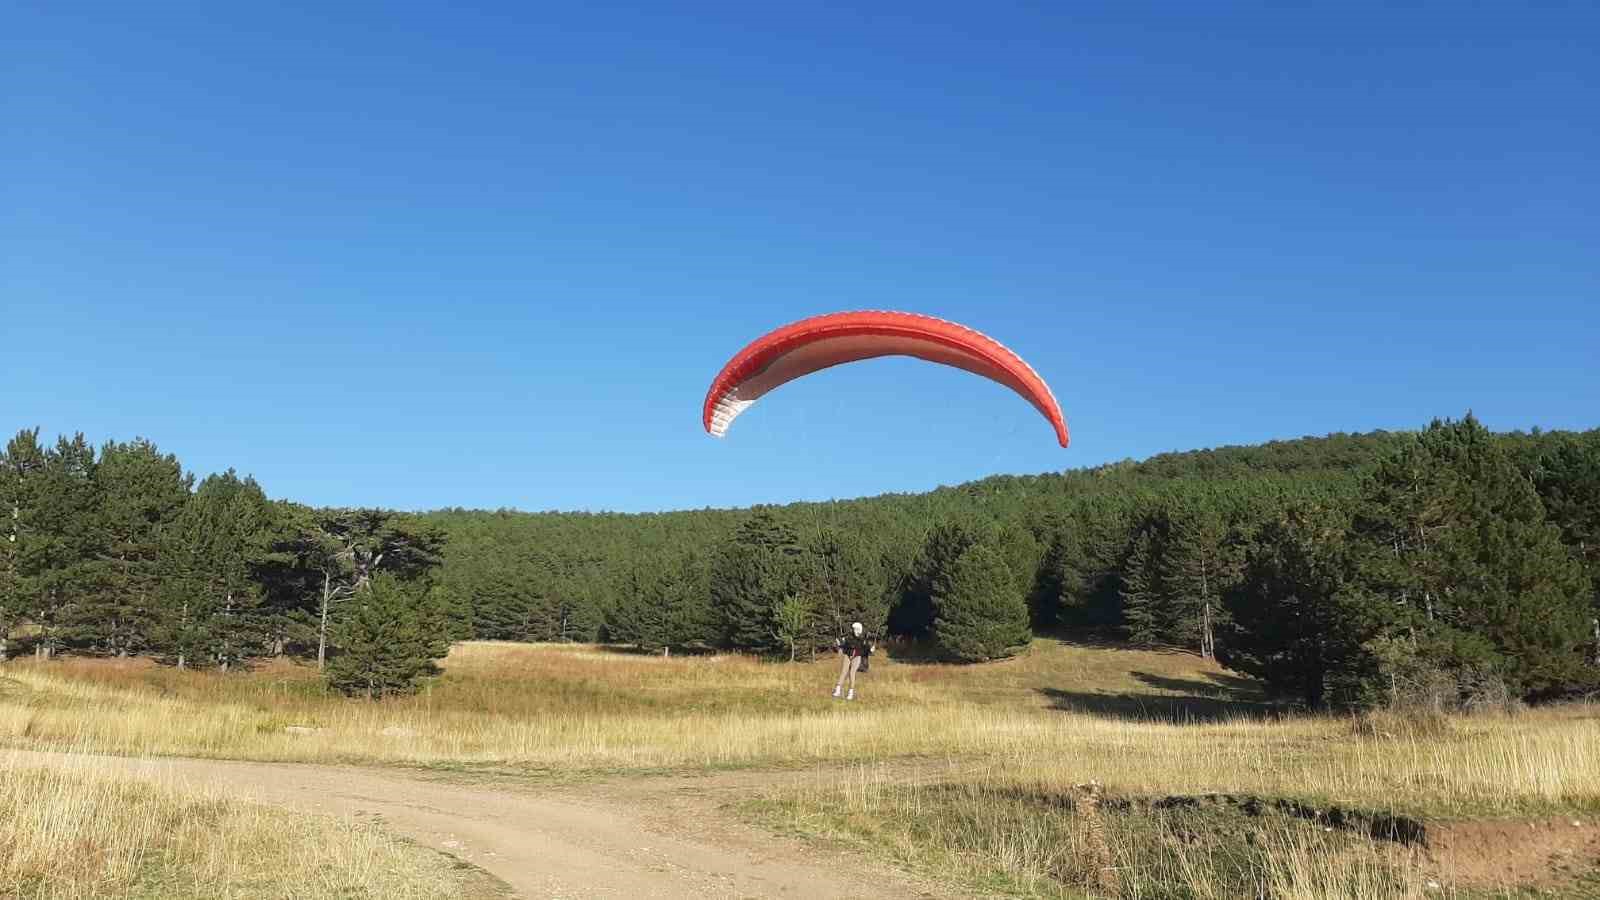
[[0, 429, 449, 695], [3, 415, 1596, 707]]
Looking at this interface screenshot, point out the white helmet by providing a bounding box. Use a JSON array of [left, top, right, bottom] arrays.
[[851, 621, 863, 636]]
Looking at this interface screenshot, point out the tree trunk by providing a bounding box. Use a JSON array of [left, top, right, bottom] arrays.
[[220, 591, 232, 673], [3, 499, 13, 661], [318, 570, 331, 671], [1419, 524, 1435, 622], [1304, 670, 1324, 710], [1592, 616, 1599, 668], [177, 600, 188, 670]]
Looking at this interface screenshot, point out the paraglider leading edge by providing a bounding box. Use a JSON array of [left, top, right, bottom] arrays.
[[701, 310, 1069, 447]]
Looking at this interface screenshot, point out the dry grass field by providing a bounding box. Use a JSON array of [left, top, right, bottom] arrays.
[[3, 640, 1597, 897], [0, 745, 497, 900]]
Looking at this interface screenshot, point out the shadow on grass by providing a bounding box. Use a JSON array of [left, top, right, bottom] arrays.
[[588, 643, 722, 657], [1031, 631, 1207, 656], [881, 636, 1068, 663], [1129, 670, 1270, 699], [1038, 671, 1282, 723]]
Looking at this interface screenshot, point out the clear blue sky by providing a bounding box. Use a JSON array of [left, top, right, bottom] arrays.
[[6, 2, 1596, 513]]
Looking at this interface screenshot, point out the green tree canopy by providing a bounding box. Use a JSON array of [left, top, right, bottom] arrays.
[[325, 573, 450, 699], [932, 543, 1032, 663]]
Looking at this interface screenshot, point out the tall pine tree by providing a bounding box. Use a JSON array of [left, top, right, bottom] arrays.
[[1534, 434, 1600, 666], [803, 527, 889, 649], [891, 521, 981, 637], [932, 543, 1032, 662], [1161, 498, 1237, 659], [712, 510, 804, 652], [1221, 504, 1376, 709], [29, 435, 101, 658], [1119, 529, 1165, 647], [0, 430, 50, 661], [1350, 415, 1592, 697], [160, 470, 274, 670], [87, 439, 191, 656]]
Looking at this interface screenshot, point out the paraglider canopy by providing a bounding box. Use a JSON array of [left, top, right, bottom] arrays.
[[702, 310, 1069, 447]]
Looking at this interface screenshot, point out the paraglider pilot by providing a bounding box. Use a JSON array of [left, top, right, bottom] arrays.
[[832, 622, 874, 701]]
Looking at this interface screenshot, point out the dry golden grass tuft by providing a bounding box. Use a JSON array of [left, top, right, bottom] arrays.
[[0, 745, 492, 899]]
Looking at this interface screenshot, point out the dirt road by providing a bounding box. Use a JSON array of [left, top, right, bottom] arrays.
[[6, 749, 945, 900]]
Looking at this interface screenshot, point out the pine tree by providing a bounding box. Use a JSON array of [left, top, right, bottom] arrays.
[[661, 552, 717, 651], [1161, 500, 1235, 659], [252, 500, 323, 658], [541, 550, 610, 643], [1027, 528, 1077, 631], [28, 435, 102, 658], [159, 471, 274, 670], [427, 581, 474, 644], [1220, 504, 1376, 709], [1119, 530, 1164, 647], [993, 523, 1044, 603], [891, 521, 980, 637], [1062, 498, 1137, 631], [0, 430, 49, 661], [1534, 434, 1600, 667], [272, 507, 446, 669], [607, 561, 671, 651], [1350, 415, 1592, 696], [325, 573, 449, 699], [711, 510, 803, 652], [607, 552, 717, 653], [932, 543, 1032, 662], [470, 557, 547, 640], [1028, 505, 1132, 634], [1348, 429, 1459, 629], [803, 527, 888, 653], [87, 439, 192, 657]]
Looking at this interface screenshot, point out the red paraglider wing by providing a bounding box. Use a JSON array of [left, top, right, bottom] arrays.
[[702, 311, 1069, 447]]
